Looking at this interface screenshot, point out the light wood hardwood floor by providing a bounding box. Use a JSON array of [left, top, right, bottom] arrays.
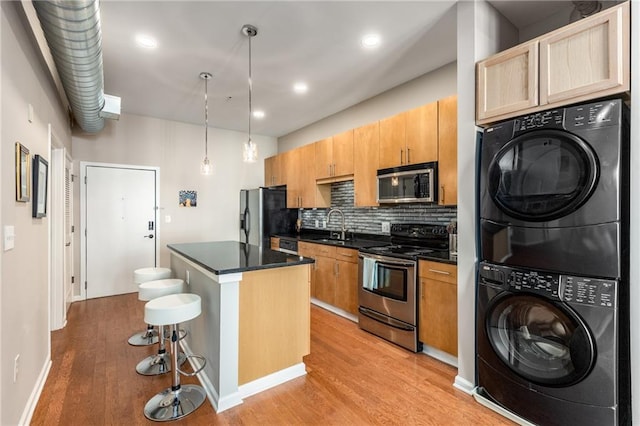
[[32, 293, 512, 425]]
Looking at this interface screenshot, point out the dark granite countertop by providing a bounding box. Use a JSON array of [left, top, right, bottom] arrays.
[[167, 241, 314, 275], [275, 231, 457, 265]]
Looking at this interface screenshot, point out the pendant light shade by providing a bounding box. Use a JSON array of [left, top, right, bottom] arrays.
[[200, 71, 213, 175], [242, 24, 258, 163]]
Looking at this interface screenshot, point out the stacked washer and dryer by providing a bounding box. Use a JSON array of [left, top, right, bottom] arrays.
[[476, 98, 631, 425]]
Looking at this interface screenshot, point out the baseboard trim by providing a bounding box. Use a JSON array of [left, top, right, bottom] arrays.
[[19, 356, 52, 425], [310, 298, 358, 322], [422, 345, 458, 367], [453, 375, 475, 394], [473, 389, 536, 426], [239, 363, 307, 399]]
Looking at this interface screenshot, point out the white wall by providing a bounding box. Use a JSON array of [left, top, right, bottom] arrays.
[[454, 0, 518, 391], [278, 61, 457, 151], [71, 113, 276, 296], [1, 2, 72, 424]]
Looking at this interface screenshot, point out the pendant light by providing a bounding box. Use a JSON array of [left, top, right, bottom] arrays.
[[200, 71, 213, 175], [242, 24, 258, 163]]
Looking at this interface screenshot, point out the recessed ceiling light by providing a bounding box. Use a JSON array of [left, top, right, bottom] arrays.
[[135, 34, 158, 49], [253, 110, 265, 119], [361, 33, 381, 49], [293, 82, 308, 94]]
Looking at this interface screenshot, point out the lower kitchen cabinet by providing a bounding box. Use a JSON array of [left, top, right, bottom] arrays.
[[418, 260, 458, 356], [299, 242, 359, 316], [333, 248, 358, 314]]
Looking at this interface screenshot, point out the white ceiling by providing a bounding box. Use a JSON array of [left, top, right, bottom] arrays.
[[98, 1, 581, 138]]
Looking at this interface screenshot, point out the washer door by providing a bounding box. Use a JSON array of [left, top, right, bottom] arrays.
[[486, 293, 595, 387], [488, 130, 598, 222]]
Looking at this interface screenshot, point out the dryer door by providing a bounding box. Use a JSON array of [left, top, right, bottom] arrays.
[[487, 129, 598, 222], [486, 293, 595, 386]]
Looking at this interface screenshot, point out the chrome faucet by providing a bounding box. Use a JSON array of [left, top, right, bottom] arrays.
[[326, 208, 347, 240]]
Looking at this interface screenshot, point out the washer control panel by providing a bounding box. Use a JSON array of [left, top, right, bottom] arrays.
[[478, 262, 617, 308], [561, 275, 617, 308]]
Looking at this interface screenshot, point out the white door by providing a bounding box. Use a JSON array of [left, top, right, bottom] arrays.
[[85, 165, 157, 299], [64, 155, 74, 312]]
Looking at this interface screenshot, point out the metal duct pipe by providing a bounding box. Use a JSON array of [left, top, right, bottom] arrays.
[[33, 0, 105, 133]]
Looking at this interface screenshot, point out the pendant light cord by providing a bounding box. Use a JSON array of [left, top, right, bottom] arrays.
[[204, 76, 209, 157], [248, 31, 252, 142]]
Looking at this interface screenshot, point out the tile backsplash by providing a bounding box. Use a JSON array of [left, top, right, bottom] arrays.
[[300, 181, 457, 235]]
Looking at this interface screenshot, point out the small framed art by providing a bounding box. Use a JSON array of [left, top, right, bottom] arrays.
[[32, 155, 49, 218], [16, 142, 31, 202]]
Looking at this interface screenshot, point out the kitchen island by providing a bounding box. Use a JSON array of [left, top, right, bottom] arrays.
[[167, 241, 314, 413]]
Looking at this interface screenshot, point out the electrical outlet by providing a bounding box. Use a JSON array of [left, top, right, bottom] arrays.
[[14, 354, 19, 383], [322, 220, 327, 228], [381, 222, 391, 233], [315, 219, 319, 228], [186, 270, 190, 285]]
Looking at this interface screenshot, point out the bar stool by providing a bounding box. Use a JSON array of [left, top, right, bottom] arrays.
[[143, 293, 207, 422], [136, 279, 187, 376], [128, 267, 172, 346]]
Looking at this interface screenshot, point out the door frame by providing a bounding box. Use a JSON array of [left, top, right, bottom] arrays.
[[79, 161, 160, 300]]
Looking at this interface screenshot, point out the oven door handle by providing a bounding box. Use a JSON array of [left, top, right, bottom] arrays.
[[358, 307, 414, 331], [358, 254, 415, 268]]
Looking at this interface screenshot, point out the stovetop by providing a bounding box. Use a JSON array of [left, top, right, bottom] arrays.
[[359, 223, 450, 260]]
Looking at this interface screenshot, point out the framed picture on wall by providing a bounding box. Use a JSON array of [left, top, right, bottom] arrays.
[[15, 142, 30, 202], [32, 155, 48, 218]]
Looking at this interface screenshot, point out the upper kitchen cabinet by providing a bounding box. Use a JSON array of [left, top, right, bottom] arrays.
[[287, 144, 330, 209], [476, 1, 629, 125], [353, 122, 379, 207], [264, 154, 286, 187], [438, 95, 457, 206], [405, 102, 438, 164], [379, 101, 438, 169], [315, 130, 354, 183], [378, 112, 406, 169]]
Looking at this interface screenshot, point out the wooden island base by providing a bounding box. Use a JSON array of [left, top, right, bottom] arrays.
[[170, 248, 311, 413]]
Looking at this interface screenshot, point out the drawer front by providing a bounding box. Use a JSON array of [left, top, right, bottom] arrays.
[[298, 241, 316, 257], [315, 243, 337, 257], [419, 260, 457, 284], [335, 247, 358, 263], [270, 237, 280, 251]]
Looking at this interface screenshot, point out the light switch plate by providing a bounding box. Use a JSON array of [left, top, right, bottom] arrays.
[[381, 222, 391, 233], [4, 225, 15, 251]]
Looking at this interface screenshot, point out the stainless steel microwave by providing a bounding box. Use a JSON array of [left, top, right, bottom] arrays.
[[377, 162, 438, 203]]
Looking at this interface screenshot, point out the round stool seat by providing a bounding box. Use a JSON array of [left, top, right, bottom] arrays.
[[138, 279, 185, 302], [145, 293, 201, 326], [134, 267, 171, 284]]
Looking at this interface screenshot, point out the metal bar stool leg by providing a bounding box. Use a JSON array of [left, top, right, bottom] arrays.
[[136, 324, 186, 376], [144, 324, 206, 421]]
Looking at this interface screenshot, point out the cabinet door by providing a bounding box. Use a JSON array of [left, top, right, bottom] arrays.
[[332, 129, 354, 177], [314, 255, 336, 305], [476, 40, 539, 123], [314, 137, 333, 180], [438, 95, 457, 206], [353, 122, 379, 207], [334, 248, 359, 315], [298, 242, 317, 297], [419, 278, 457, 356], [539, 1, 629, 106], [299, 144, 322, 208], [378, 112, 406, 169], [405, 102, 438, 164], [270, 237, 280, 251], [264, 155, 277, 187], [283, 149, 301, 208]]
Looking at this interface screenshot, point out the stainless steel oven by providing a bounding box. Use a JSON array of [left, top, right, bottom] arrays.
[[358, 252, 419, 352]]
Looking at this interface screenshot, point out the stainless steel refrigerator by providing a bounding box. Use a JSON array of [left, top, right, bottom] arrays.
[[239, 187, 298, 249]]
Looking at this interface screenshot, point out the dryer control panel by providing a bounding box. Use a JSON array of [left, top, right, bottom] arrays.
[[478, 262, 617, 308]]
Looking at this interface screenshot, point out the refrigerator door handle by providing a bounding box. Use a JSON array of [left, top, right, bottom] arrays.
[[243, 208, 250, 241]]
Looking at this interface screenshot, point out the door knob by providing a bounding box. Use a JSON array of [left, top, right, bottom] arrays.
[[144, 234, 154, 239]]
